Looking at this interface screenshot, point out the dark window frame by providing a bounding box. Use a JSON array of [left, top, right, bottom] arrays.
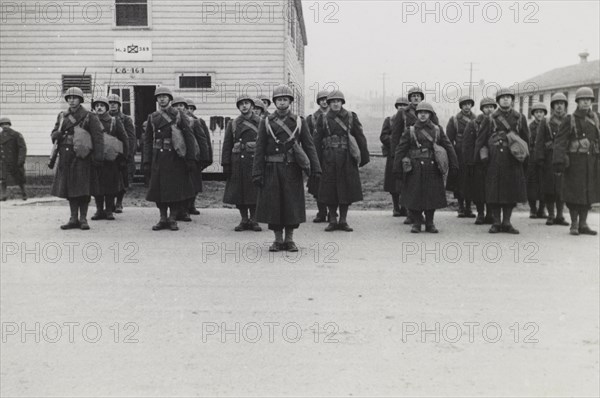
[[114, 0, 151, 29]]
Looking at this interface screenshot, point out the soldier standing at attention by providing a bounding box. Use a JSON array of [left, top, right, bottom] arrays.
[[252, 85, 321, 252], [394, 102, 458, 233], [185, 98, 213, 216], [258, 94, 272, 117], [107, 94, 135, 214], [534, 93, 570, 226], [143, 87, 196, 231], [252, 98, 267, 118], [90, 97, 128, 221], [380, 96, 409, 217], [222, 94, 262, 232], [475, 88, 530, 234], [553, 87, 600, 236], [462, 97, 497, 225], [50, 87, 103, 230], [527, 103, 548, 219], [314, 90, 370, 232], [446, 95, 477, 218], [307, 90, 330, 223], [0, 117, 27, 201]]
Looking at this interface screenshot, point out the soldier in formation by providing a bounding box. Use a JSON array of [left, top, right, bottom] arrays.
[[143, 87, 196, 231], [394, 102, 458, 233], [553, 87, 600, 236], [252, 98, 267, 118], [90, 96, 128, 221], [475, 88, 530, 234], [446, 95, 477, 218], [258, 94, 272, 116], [380, 96, 409, 217], [0, 117, 27, 201], [50, 87, 104, 230], [534, 93, 570, 226], [306, 90, 331, 222], [252, 85, 321, 252], [313, 90, 370, 232], [527, 103, 548, 219], [221, 94, 262, 232]]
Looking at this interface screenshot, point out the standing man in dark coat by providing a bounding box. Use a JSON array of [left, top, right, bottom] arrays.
[[252, 85, 321, 252], [553, 87, 600, 236], [380, 96, 409, 217], [394, 102, 458, 233], [307, 89, 330, 222], [90, 97, 128, 221], [527, 103, 548, 219], [462, 97, 497, 224], [313, 90, 370, 232], [391, 86, 439, 225], [222, 94, 262, 232], [534, 93, 569, 226], [258, 94, 272, 117], [143, 87, 196, 231], [0, 117, 27, 201], [108, 94, 135, 214], [185, 98, 213, 216], [50, 87, 104, 230], [446, 95, 477, 218], [252, 98, 267, 118], [475, 88, 529, 234]]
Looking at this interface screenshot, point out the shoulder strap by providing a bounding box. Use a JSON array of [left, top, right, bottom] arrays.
[[434, 125, 440, 142], [348, 111, 353, 135], [454, 115, 459, 133], [570, 114, 577, 135], [231, 118, 237, 135], [409, 126, 421, 148], [110, 117, 115, 134]]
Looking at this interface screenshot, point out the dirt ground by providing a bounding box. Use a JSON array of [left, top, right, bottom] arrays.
[[1, 200, 598, 397]]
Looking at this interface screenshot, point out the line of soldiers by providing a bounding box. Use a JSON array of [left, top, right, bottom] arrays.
[[381, 86, 600, 236]]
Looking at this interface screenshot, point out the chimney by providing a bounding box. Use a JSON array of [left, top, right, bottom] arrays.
[[579, 50, 589, 63]]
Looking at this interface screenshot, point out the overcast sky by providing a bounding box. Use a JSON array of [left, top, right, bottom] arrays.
[[301, 0, 600, 107]]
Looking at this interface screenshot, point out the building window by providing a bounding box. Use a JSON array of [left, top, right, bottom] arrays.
[[178, 73, 214, 90], [62, 74, 92, 94], [115, 0, 148, 27]]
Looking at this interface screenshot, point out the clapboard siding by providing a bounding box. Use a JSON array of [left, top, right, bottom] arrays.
[[0, 0, 307, 156]]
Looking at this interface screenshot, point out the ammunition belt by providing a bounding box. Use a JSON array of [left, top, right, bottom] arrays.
[[153, 138, 173, 151], [265, 153, 295, 163], [409, 148, 433, 159]]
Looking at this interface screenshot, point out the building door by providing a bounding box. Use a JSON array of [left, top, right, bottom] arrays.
[[133, 85, 157, 141]]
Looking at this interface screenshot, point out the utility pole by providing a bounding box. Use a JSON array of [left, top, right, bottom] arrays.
[[382, 73, 386, 119]]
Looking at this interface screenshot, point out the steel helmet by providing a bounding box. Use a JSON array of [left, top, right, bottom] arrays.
[[408, 86, 425, 100], [258, 94, 272, 106], [107, 94, 122, 105], [530, 102, 548, 115], [186, 99, 197, 110], [64, 87, 85, 103], [495, 87, 515, 102], [172, 96, 188, 107], [0, 117, 11, 126], [316, 90, 330, 103], [575, 87, 594, 101], [236, 94, 254, 108], [458, 95, 475, 108], [253, 98, 266, 110], [395, 96, 409, 107], [416, 101, 435, 114], [91, 96, 109, 108], [154, 86, 173, 101], [326, 90, 346, 104], [272, 85, 294, 102], [550, 93, 568, 108], [479, 97, 497, 111]]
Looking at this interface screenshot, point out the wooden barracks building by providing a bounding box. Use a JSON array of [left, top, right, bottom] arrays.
[[0, 0, 307, 171]]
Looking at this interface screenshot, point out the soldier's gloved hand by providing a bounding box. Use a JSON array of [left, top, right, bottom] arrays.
[[252, 175, 264, 188], [143, 163, 151, 176], [186, 160, 197, 172]]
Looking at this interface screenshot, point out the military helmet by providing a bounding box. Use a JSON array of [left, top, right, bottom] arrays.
[[91, 96, 109, 108], [316, 90, 330, 103], [64, 87, 85, 103], [253, 98, 266, 110], [327, 90, 346, 104], [395, 96, 409, 107], [495, 87, 515, 102], [408, 86, 425, 100], [186, 99, 197, 110], [575, 87, 594, 101], [550, 93, 568, 108], [107, 94, 122, 105], [258, 94, 272, 106], [0, 117, 11, 126], [172, 96, 188, 106], [530, 102, 548, 115], [479, 97, 497, 111], [272, 85, 294, 102], [416, 101, 435, 114], [458, 95, 475, 108], [236, 94, 254, 108], [154, 86, 173, 100]]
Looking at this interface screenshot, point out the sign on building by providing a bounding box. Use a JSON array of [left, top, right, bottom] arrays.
[[114, 39, 152, 61]]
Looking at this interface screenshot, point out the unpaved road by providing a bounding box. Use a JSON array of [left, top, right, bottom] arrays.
[[1, 202, 599, 397]]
